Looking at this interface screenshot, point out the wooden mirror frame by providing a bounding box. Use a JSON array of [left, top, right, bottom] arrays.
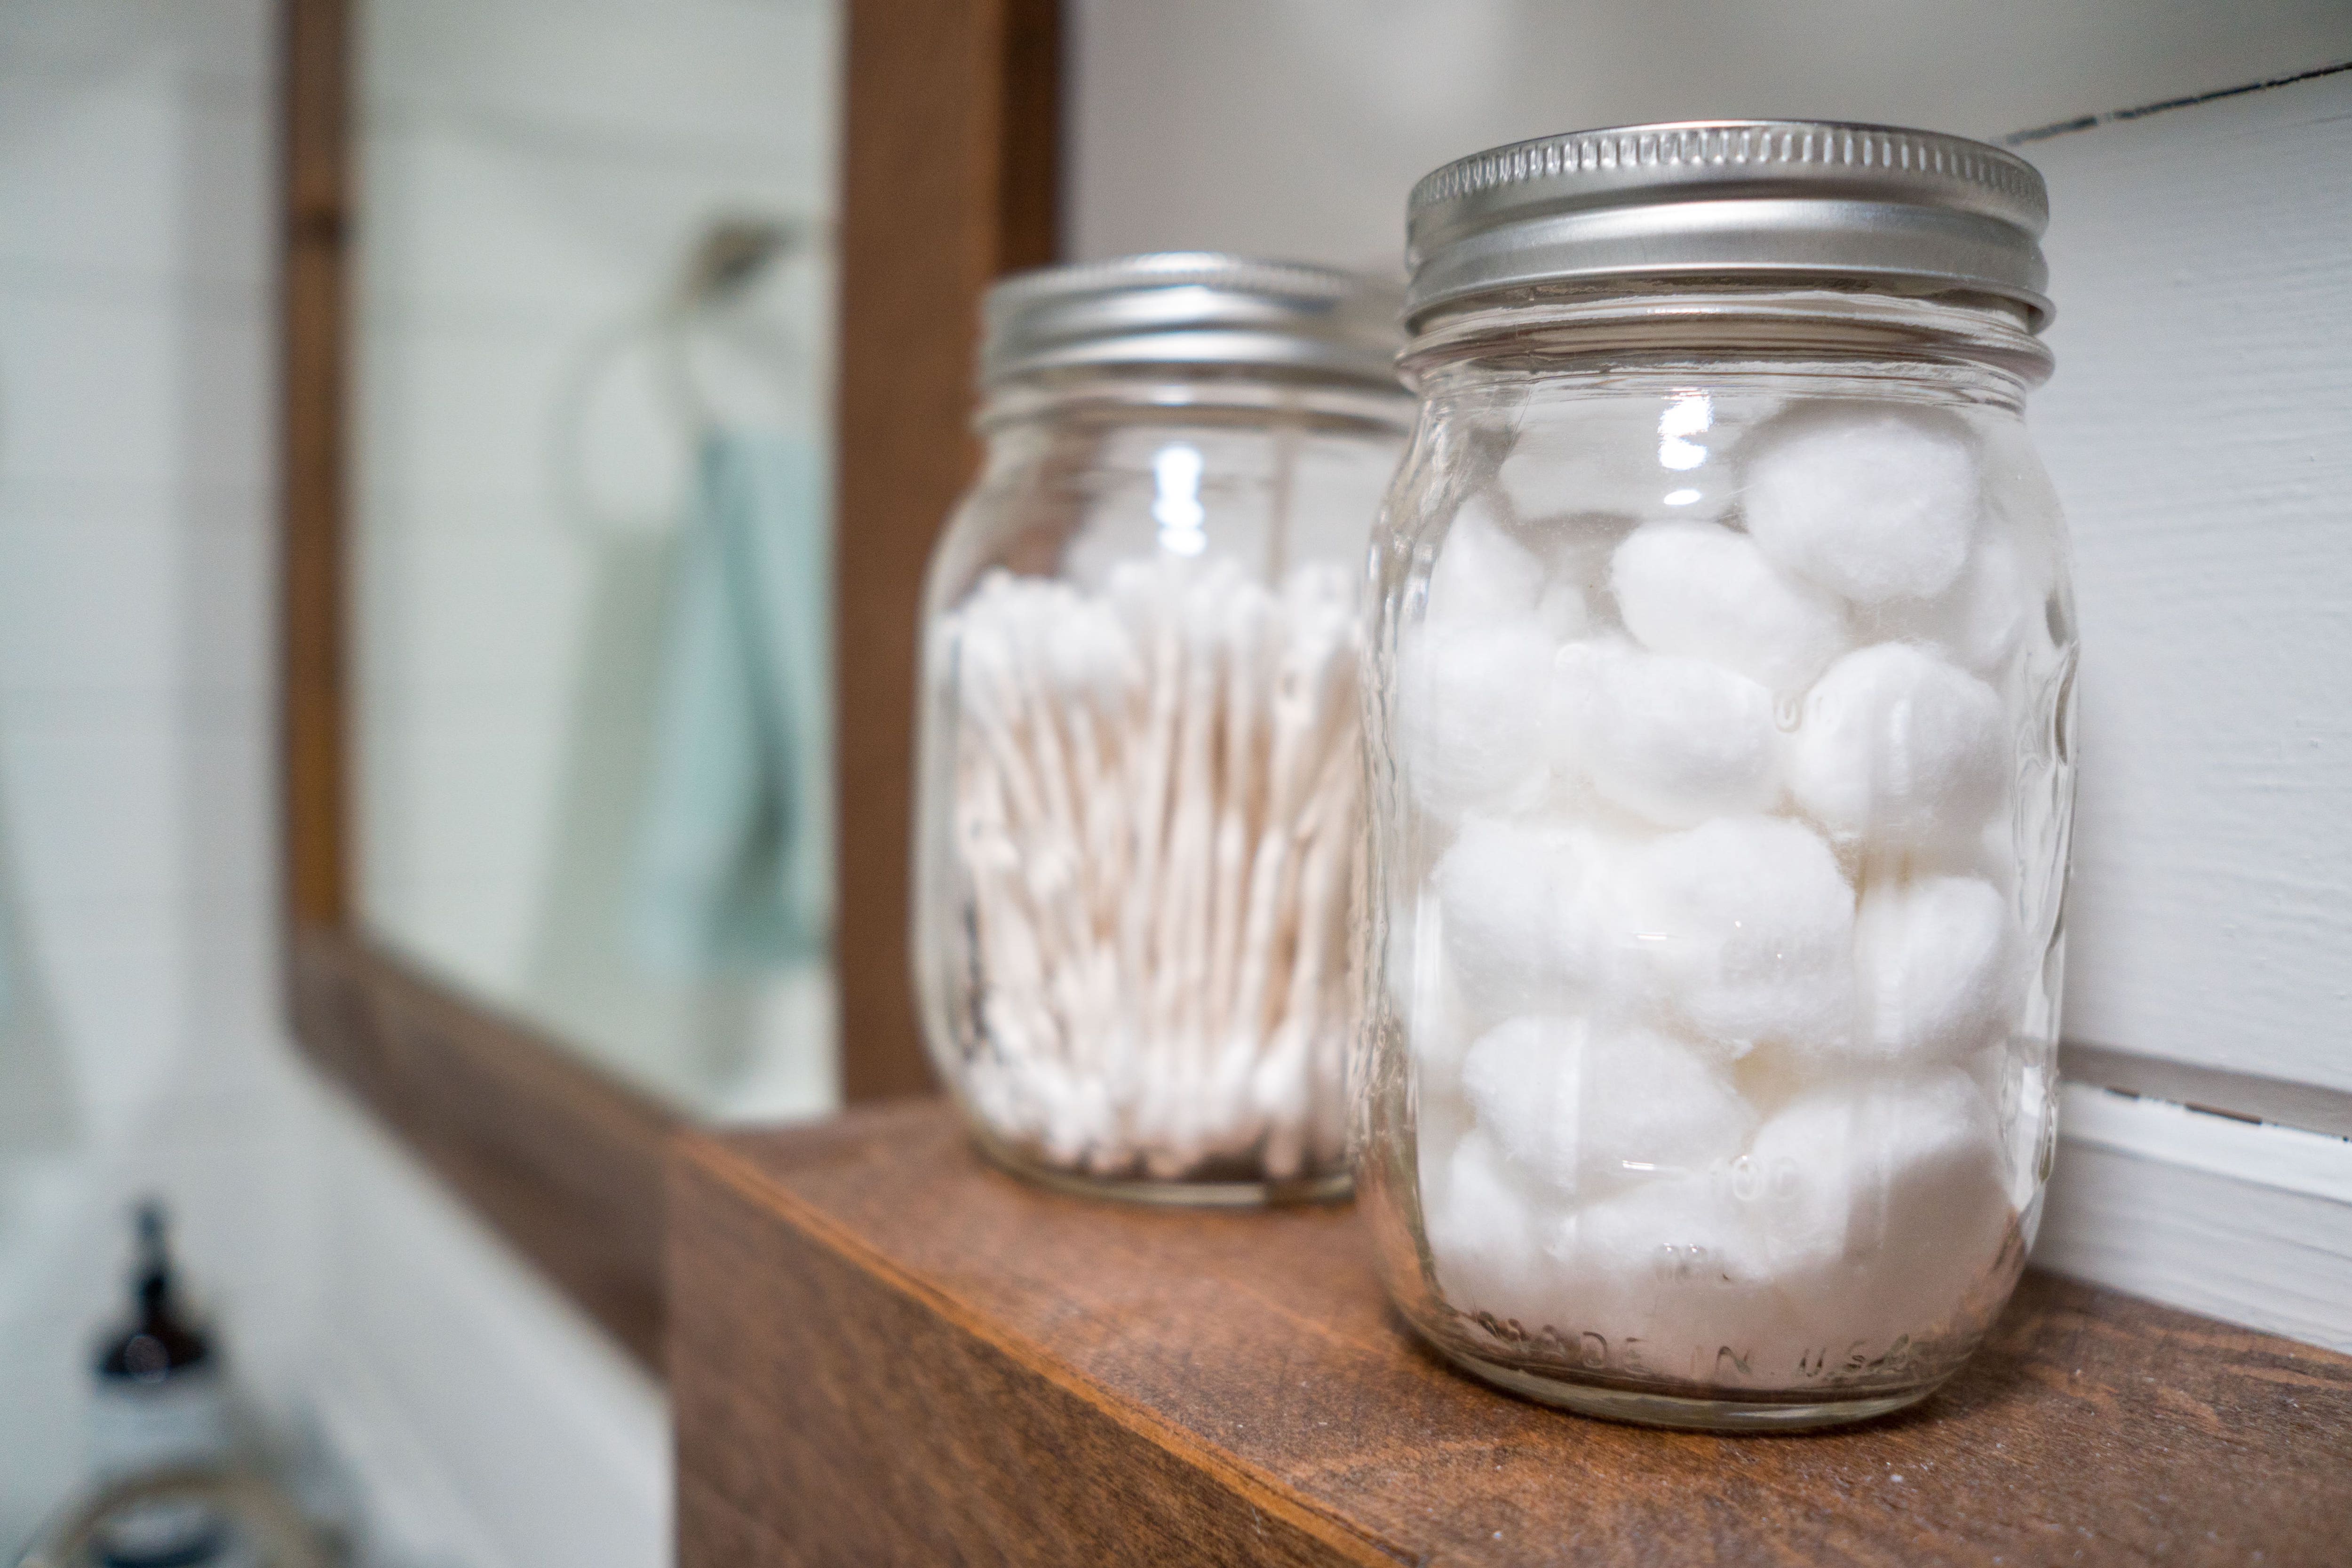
[[277, 0, 1063, 1368]]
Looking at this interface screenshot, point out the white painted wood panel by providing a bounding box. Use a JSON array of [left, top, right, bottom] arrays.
[[2031, 71, 2352, 1098], [2041, 1091, 2352, 1353], [1068, 0, 2352, 269]]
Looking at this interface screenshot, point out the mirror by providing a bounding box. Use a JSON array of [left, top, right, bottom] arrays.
[[348, 0, 842, 1122]]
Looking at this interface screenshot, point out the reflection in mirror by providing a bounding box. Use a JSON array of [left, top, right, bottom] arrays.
[[353, 0, 841, 1121]]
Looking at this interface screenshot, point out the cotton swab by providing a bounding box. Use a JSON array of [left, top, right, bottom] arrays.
[[945, 555, 1363, 1184]]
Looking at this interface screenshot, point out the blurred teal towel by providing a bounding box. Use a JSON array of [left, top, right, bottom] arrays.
[[631, 431, 833, 973]]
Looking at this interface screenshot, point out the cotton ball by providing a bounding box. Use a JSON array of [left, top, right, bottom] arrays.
[[1402, 907, 1480, 1080], [1883, 531, 2038, 675], [1743, 404, 1982, 605], [1536, 577, 1594, 643], [1744, 1068, 2014, 1349], [1620, 816, 1857, 1055], [1787, 643, 2008, 853], [1460, 1016, 1756, 1201], [1396, 619, 1560, 821], [1525, 511, 1645, 624], [1851, 875, 2019, 1064], [1426, 1128, 1559, 1331], [1548, 1178, 1806, 1383], [1556, 640, 1784, 827], [1728, 1041, 1814, 1121], [1611, 520, 1850, 692], [1427, 499, 1543, 629], [1425, 497, 1592, 648], [1430, 817, 1621, 1016]]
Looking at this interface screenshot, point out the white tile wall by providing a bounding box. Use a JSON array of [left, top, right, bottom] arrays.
[[0, 1, 668, 1562]]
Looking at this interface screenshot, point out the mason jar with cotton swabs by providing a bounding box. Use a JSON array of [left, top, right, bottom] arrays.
[[913, 254, 1409, 1202]]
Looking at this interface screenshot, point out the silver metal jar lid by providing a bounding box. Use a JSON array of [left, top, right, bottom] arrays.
[[1406, 121, 2051, 331], [980, 253, 1406, 390]]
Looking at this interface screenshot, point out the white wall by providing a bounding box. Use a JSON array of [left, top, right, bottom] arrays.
[[1069, 0, 2352, 272], [0, 2, 667, 1562]]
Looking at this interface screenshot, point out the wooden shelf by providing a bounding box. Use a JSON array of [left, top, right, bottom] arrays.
[[670, 1100, 2352, 1566]]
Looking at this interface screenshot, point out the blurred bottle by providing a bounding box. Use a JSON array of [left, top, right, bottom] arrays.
[[87, 1202, 231, 1567]]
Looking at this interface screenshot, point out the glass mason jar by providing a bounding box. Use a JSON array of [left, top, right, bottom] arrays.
[[915, 255, 1411, 1203], [1358, 124, 2079, 1428]]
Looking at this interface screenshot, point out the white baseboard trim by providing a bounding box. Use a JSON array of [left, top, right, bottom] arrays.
[[2035, 1084, 2352, 1354], [2058, 1082, 2352, 1204]]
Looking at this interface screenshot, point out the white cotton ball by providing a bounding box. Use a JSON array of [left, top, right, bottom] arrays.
[[1851, 875, 2019, 1064], [1430, 818, 1621, 1016], [1402, 911, 1479, 1080], [1536, 578, 1594, 643], [1885, 530, 2039, 675], [1396, 618, 1561, 821], [1555, 640, 1784, 827], [1743, 404, 1982, 605], [1787, 643, 2008, 853], [1460, 1016, 1756, 1202], [1426, 1127, 1559, 1331], [1619, 816, 1857, 1056], [1544, 1178, 1807, 1383], [1610, 519, 1850, 692], [1427, 499, 1544, 629], [1744, 1068, 2014, 1349]]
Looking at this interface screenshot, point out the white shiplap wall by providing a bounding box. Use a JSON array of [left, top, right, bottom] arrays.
[[2030, 71, 2352, 1100], [1068, 0, 2352, 270], [2017, 70, 2352, 1350]]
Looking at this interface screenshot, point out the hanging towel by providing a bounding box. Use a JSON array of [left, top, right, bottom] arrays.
[[630, 430, 833, 974]]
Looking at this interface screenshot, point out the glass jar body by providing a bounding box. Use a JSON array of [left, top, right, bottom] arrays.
[[1359, 302, 2077, 1427], [915, 374, 1408, 1202]]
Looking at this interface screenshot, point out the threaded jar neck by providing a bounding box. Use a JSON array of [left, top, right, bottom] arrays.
[[977, 365, 1415, 438], [1402, 282, 2051, 403]]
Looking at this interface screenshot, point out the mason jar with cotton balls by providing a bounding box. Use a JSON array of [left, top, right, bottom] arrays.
[[1358, 123, 2078, 1428], [913, 255, 1410, 1202]]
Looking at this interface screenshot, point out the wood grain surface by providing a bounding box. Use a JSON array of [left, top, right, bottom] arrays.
[[834, 0, 1063, 1104], [278, 0, 351, 932], [671, 1099, 2352, 1567]]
